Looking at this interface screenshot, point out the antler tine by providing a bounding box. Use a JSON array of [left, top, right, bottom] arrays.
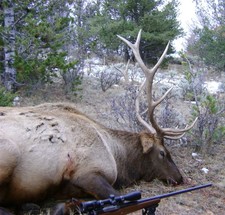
[[117, 29, 149, 76], [154, 87, 173, 107], [162, 117, 198, 138], [151, 41, 170, 75]]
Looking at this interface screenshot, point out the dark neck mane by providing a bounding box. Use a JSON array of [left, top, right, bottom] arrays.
[[108, 130, 150, 188]]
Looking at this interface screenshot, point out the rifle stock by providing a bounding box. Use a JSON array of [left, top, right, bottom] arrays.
[[98, 199, 160, 215]]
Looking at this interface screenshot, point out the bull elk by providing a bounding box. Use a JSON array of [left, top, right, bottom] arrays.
[[0, 30, 197, 214]]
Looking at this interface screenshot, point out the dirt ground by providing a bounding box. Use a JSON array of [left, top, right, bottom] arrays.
[[17, 73, 225, 215]]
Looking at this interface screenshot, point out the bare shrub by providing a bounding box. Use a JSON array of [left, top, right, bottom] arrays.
[[110, 85, 144, 132], [182, 55, 225, 154], [191, 94, 225, 154], [60, 54, 84, 96], [180, 58, 206, 101], [99, 66, 122, 92], [62, 66, 83, 95], [158, 95, 186, 129]]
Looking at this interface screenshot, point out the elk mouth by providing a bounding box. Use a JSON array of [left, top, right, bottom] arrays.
[[167, 178, 178, 186], [162, 177, 183, 186]]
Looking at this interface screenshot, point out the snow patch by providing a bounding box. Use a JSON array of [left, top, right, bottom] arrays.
[[201, 167, 209, 174], [204, 81, 223, 94]]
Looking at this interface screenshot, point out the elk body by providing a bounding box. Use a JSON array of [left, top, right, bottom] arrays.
[[0, 30, 197, 213]]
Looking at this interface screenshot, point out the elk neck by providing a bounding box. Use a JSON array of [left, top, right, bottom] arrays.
[[106, 129, 156, 188]]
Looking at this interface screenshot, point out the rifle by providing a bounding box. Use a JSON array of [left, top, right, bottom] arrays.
[[77, 183, 212, 215]]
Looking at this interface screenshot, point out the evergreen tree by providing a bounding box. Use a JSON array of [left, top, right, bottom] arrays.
[[1, 0, 80, 93], [87, 0, 182, 63], [187, 0, 225, 71]]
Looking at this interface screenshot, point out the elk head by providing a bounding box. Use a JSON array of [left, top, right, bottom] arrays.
[[118, 30, 198, 185]]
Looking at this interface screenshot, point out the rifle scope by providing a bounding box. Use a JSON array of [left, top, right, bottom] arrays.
[[80, 191, 141, 212]]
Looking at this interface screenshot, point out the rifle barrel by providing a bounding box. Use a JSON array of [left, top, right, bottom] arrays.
[[141, 183, 212, 201]]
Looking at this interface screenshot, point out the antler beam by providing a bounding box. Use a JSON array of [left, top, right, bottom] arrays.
[[118, 29, 198, 139]]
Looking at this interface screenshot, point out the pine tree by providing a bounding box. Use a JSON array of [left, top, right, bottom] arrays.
[[188, 0, 225, 71], [1, 0, 80, 93], [86, 0, 182, 63]]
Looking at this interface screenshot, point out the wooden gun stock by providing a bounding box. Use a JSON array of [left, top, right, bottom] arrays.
[[98, 199, 160, 215]]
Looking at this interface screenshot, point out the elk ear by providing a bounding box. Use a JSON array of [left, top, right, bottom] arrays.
[[140, 134, 154, 154]]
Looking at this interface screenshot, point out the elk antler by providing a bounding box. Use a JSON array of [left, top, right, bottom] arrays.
[[117, 29, 198, 139], [115, 59, 130, 85]]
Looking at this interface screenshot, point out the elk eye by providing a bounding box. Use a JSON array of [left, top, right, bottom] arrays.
[[160, 151, 165, 158]]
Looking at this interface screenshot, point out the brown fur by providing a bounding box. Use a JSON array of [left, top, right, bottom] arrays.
[[0, 103, 182, 208]]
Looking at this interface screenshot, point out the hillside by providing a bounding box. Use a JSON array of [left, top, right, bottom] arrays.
[[16, 62, 225, 215]]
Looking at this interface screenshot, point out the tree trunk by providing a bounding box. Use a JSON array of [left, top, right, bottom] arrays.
[[0, 3, 4, 74], [2, 0, 16, 91]]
